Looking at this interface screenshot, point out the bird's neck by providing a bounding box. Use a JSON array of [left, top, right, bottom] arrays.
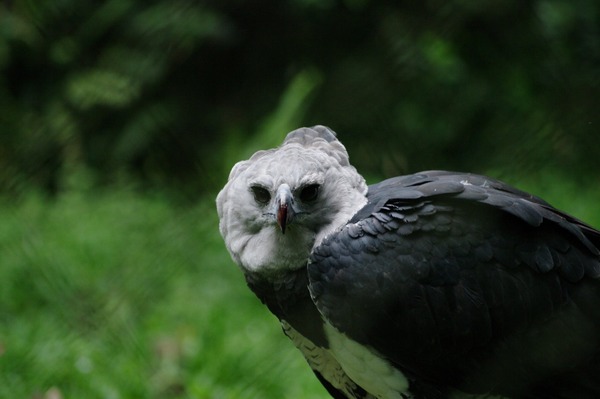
[[313, 192, 368, 249], [244, 268, 329, 347]]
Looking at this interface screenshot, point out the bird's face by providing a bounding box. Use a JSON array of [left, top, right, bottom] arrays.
[[245, 159, 326, 236], [217, 142, 367, 275]]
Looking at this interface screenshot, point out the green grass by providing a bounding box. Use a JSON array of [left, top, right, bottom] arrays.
[[0, 189, 326, 398]]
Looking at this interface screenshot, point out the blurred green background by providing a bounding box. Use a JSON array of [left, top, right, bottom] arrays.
[[1, 0, 599, 398]]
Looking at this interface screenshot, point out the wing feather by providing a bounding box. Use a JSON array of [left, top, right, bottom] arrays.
[[308, 171, 600, 397]]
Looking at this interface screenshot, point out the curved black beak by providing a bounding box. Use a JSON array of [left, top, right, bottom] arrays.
[[275, 185, 295, 234]]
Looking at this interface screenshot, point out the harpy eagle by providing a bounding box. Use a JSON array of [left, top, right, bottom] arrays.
[[216, 126, 600, 399]]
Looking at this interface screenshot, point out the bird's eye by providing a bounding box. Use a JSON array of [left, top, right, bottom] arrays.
[[250, 186, 271, 205], [299, 184, 320, 203]]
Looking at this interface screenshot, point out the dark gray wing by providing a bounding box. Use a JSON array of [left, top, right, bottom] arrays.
[[308, 171, 600, 398]]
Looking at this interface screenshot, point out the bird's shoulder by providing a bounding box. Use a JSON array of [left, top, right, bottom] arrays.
[[313, 170, 600, 283]]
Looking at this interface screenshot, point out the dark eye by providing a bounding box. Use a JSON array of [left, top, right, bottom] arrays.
[[299, 184, 320, 202], [250, 185, 271, 205]]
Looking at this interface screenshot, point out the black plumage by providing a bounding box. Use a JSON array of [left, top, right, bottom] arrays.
[[309, 171, 600, 398]]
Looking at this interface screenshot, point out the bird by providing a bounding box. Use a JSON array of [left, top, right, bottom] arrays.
[[216, 125, 600, 399]]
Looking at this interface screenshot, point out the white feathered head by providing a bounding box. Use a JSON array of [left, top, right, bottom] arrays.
[[216, 126, 367, 275]]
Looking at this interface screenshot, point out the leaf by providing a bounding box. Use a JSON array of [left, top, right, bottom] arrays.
[[66, 69, 140, 110]]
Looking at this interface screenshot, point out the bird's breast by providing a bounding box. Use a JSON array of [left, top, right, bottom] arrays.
[[324, 322, 410, 399]]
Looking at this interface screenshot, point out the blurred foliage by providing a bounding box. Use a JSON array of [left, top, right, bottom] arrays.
[[0, 190, 329, 398], [0, 0, 598, 199]]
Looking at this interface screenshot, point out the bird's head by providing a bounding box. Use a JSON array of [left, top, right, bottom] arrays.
[[216, 126, 368, 276]]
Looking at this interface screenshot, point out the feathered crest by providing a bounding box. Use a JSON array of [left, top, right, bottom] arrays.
[[227, 125, 351, 182], [282, 125, 351, 167]]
